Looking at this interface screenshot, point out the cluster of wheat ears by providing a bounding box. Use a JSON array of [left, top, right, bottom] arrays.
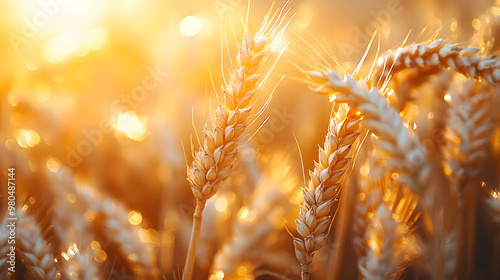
[[2, 2, 500, 280]]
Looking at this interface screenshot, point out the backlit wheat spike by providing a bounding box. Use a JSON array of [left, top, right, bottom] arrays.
[[211, 153, 298, 279], [50, 169, 100, 280], [61, 244, 100, 280], [376, 40, 500, 85], [75, 186, 158, 279], [294, 103, 363, 280], [354, 171, 420, 280], [305, 68, 431, 195], [444, 77, 495, 192], [16, 209, 58, 280], [183, 6, 290, 280], [358, 203, 420, 280]]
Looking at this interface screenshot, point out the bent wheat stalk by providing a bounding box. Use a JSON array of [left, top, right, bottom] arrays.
[[182, 7, 290, 280], [305, 67, 432, 195], [376, 40, 500, 85], [294, 103, 363, 280]]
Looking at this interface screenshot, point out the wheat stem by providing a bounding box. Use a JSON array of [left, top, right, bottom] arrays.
[[183, 201, 204, 280], [182, 7, 289, 279]]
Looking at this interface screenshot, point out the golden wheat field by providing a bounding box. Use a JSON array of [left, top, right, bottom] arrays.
[[2, 0, 500, 279]]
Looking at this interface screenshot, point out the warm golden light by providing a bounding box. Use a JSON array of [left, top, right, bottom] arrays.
[[238, 206, 249, 220], [67, 193, 77, 203], [94, 249, 107, 263], [180, 16, 203, 37], [16, 129, 41, 148], [128, 210, 143, 225], [444, 93, 451, 102], [215, 271, 225, 279], [215, 196, 229, 212], [112, 111, 148, 141], [47, 157, 61, 173]]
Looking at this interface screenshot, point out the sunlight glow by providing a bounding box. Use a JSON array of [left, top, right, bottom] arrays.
[[180, 16, 203, 37], [112, 111, 148, 141]]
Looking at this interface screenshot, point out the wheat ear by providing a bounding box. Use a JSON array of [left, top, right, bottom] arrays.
[[182, 7, 289, 280], [293, 103, 363, 280], [443, 77, 495, 279], [50, 169, 100, 280], [354, 170, 420, 280], [358, 203, 419, 280], [305, 68, 431, 195], [444, 78, 495, 190], [376, 40, 500, 85], [76, 187, 158, 279], [16, 209, 58, 280]]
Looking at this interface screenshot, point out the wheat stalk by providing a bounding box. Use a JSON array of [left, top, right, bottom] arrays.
[[376, 40, 500, 85], [293, 103, 363, 280], [16, 209, 58, 280], [182, 6, 290, 280], [305, 67, 432, 195]]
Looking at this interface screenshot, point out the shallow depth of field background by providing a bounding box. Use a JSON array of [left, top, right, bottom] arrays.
[[0, 0, 497, 279]]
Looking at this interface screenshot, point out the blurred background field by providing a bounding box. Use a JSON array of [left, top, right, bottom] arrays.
[[0, 0, 498, 279]]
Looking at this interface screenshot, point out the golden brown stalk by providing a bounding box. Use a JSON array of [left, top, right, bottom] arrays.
[[182, 7, 290, 280], [305, 68, 432, 195], [376, 40, 500, 85], [293, 103, 363, 280], [16, 210, 58, 280]]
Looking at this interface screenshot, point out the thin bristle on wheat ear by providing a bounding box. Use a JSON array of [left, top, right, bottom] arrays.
[[305, 68, 431, 195], [376, 40, 500, 85], [294, 103, 363, 280], [16, 210, 58, 280], [182, 6, 290, 280]]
